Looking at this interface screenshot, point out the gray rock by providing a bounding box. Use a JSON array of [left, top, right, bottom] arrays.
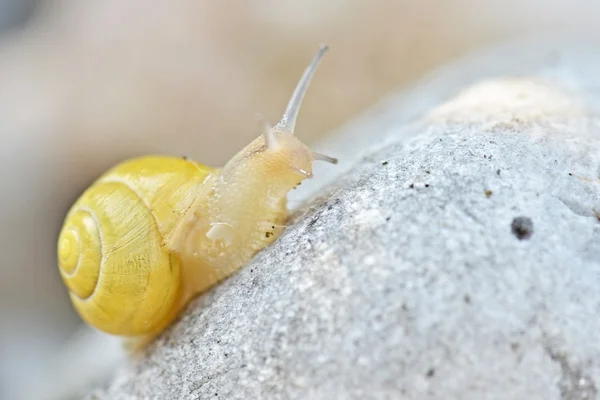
[[87, 37, 600, 400]]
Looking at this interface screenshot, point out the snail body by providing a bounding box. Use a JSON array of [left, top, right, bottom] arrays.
[[57, 45, 337, 347]]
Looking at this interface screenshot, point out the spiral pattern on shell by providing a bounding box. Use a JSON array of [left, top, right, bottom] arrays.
[[58, 206, 103, 300], [57, 177, 182, 336]]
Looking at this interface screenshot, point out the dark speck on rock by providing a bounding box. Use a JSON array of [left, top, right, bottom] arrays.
[[426, 368, 435, 378], [511, 217, 534, 240], [497, 169, 501, 176], [381, 160, 389, 166]]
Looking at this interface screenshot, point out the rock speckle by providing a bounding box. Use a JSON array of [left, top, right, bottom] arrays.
[[511, 216, 534, 240]]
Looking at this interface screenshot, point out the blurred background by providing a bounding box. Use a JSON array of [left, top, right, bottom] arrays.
[[1, 0, 600, 398]]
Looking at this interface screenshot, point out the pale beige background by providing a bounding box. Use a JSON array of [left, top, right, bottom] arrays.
[[1, 0, 599, 397]]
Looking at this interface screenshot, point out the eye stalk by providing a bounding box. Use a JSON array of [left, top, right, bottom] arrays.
[[275, 44, 329, 134], [259, 44, 337, 166]]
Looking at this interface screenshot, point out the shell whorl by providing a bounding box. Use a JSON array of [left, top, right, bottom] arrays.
[[58, 206, 103, 300], [56, 156, 215, 336]]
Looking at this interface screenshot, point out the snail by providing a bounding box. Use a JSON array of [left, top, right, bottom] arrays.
[[57, 45, 337, 349]]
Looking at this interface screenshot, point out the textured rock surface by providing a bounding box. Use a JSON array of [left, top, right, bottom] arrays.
[[86, 37, 600, 400]]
